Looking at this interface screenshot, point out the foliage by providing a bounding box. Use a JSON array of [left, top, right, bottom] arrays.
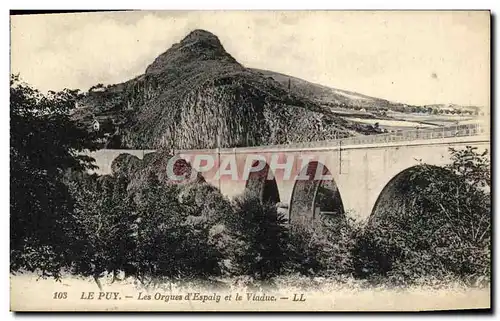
[[284, 215, 361, 277], [64, 167, 227, 285], [446, 146, 490, 189], [223, 192, 289, 280], [131, 174, 223, 281], [110, 153, 143, 179], [177, 182, 233, 224], [175, 182, 237, 276], [354, 147, 491, 285], [10, 75, 100, 279], [63, 172, 136, 286]]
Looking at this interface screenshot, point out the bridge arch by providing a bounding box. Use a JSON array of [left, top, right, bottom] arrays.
[[289, 161, 344, 224], [245, 160, 280, 204], [369, 164, 449, 225]]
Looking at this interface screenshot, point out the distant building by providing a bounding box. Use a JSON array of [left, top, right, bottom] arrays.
[[92, 120, 100, 131]]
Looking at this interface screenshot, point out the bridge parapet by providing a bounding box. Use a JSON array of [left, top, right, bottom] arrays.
[[177, 122, 488, 154], [339, 122, 487, 146]]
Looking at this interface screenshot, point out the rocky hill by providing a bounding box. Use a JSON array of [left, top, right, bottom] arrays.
[[74, 29, 385, 150]]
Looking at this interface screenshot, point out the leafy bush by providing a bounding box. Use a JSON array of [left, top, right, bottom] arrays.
[[284, 214, 361, 277], [64, 172, 136, 288], [126, 150, 204, 198], [223, 192, 289, 280], [110, 153, 142, 178], [354, 147, 491, 285], [131, 174, 223, 282], [178, 181, 233, 224], [10, 75, 100, 279]]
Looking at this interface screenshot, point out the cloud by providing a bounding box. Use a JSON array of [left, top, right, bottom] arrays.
[[10, 11, 490, 107]]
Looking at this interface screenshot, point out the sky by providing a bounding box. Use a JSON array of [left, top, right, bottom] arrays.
[[10, 10, 490, 107]]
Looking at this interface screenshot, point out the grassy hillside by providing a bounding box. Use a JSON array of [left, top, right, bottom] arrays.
[[252, 68, 400, 110]]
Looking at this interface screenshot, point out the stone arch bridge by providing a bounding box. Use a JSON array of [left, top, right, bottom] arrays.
[[86, 123, 489, 221]]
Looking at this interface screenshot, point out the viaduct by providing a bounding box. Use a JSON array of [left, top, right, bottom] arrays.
[[86, 123, 489, 222]]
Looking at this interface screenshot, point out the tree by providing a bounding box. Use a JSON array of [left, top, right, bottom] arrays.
[[64, 172, 137, 289], [355, 146, 491, 284], [284, 215, 359, 277], [10, 74, 101, 279], [178, 182, 233, 224], [225, 192, 289, 280], [131, 174, 223, 283]]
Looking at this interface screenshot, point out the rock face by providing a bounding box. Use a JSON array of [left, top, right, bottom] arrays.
[[76, 29, 356, 149]]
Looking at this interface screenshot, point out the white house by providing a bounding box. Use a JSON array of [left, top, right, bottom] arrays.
[[92, 120, 100, 131]]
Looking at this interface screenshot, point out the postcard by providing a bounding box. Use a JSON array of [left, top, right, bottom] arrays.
[[10, 10, 491, 312]]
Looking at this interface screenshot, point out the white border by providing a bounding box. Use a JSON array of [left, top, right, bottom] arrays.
[[1, 1, 498, 320]]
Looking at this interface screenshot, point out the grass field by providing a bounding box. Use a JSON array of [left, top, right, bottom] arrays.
[[342, 111, 485, 132], [344, 117, 438, 129], [10, 273, 490, 312], [386, 111, 479, 125]]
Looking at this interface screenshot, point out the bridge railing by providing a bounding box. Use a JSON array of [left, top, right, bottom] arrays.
[[339, 122, 487, 146], [233, 122, 488, 152]]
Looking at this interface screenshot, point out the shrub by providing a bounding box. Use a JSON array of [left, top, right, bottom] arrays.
[[224, 192, 289, 280], [127, 150, 204, 198], [131, 174, 223, 282], [65, 172, 136, 288], [177, 182, 236, 274], [110, 153, 142, 178], [354, 147, 491, 285], [177, 181, 233, 224], [284, 214, 361, 277]]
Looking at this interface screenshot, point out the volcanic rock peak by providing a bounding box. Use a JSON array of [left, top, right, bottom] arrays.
[[180, 29, 222, 46], [145, 29, 238, 74]]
